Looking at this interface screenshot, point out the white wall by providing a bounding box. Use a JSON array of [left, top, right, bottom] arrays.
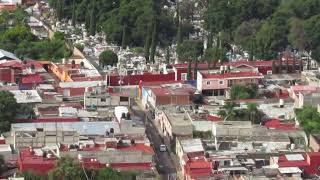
[[3, 0, 22, 4], [196, 71, 203, 91], [192, 121, 213, 132]]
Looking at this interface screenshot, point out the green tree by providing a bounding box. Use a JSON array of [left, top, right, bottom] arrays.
[[246, 103, 261, 124], [230, 84, 258, 100], [53, 31, 65, 40], [89, 1, 96, 36], [49, 157, 85, 180], [165, 46, 170, 64], [32, 38, 70, 61], [0, 25, 35, 53], [99, 50, 118, 67], [71, 0, 76, 26], [288, 18, 306, 51], [85, 10, 90, 31], [234, 19, 262, 50], [0, 91, 18, 133], [144, 23, 152, 62], [296, 106, 320, 134], [177, 40, 203, 80], [149, 20, 157, 63], [219, 102, 236, 121], [255, 9, 291, 59], [304, 15, 320, 62], [74, 43, 84, 52], [21, 171, 46, 180], [56, 0, 64, 21]]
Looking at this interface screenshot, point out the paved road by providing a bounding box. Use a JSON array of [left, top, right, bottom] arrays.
[[85, 55, 106, 76], [131, 100, 176, 180]]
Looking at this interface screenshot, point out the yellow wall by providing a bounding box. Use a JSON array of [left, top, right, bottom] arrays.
[[49, 63, 73, 82]]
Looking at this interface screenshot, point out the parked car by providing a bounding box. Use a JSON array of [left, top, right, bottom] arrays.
[[159, 144, 167, 152]]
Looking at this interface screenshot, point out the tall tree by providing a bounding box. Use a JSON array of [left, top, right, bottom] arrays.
[[165, 46, 170, 64], [246, 103, 261, 124], [0, 91, 18, 132], [149, 20, 157, 63], [89, 1, 96, 36], [144, 23, 152, 62], [288, 18, 305, 51], [71, 0, 76, 26], [56, 0, 64, 21], [304, 15, 320, 62], [85, 10, 90, 32], [121, 24, 127, 49], [177, 40, 203, 80]]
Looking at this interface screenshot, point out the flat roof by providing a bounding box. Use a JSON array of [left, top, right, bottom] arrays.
[[165, 110, 192, 127], [38, 84, 55, 90], [219, 166, 248, 171], [216, 121, 252, 128], [180, 138, 204, 153], [59, 81, 102, 88], [278, 167, 302, 174], [285, 154, 304, 161], [11, 122, 120, 135], [0, 144, 11, 152], [259, 103, 294, 119], [10, 90, 42, 103]]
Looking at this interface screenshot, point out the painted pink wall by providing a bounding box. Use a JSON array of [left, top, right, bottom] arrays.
[[201, 78, 259, 90], [202, 79, 228, 90]]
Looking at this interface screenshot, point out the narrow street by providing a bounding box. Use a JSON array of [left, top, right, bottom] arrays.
[[131, 100, 177, 180]]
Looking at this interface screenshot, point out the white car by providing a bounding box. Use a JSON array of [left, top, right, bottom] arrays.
[[159, 144, 167, 152]]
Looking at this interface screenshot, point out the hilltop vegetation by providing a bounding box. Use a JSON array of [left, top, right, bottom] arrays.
[[0, 8, 71, 61], [50, 0, 320, 64], [205, 0, 320, 61]]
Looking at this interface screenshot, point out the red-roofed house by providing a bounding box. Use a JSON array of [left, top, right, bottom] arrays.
[[0, 68, 14, 83], [172, 60, 301, 81], [20, 74, 42, 89], [148, 85, 196, 108], [173, 62, 210, 81], [18, 143, 155, 175], [288, 85, 320, 107], [117, 143, 155, 155], [17, 148, 57, 175], [197, 70, 263, 96], [264, 119, 296, 130], [270, 152, 320, 176], [185, 161, 213, 180]]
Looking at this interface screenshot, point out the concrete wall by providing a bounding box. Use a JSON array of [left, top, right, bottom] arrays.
[[158, 112, 173, 139], [196, 71, 202, 91], [155, 95, 190, 106], [192, 121, 213, 132], [201, 78, 228, 90], [84, 95, 111, 107], [15, 131, 79, 148]]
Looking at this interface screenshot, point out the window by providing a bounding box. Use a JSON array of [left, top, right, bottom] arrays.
[[101, 98, 106, 102], [120, 97, 129, 102], [181, 73, 187, 81], [219, 80, 224, 85], [206, 81, 211, 85]]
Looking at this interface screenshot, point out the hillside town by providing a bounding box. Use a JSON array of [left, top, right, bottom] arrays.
[[1, 0, 320, 180]]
